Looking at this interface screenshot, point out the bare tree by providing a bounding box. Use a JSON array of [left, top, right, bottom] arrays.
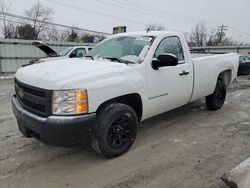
[[206, 28, 218, 46], [46, 28, 60, 41], [190, 22, 208, 46], [25, 2, 53, 39], [223, 37, 242, 46], [0, 1, 17, 38], [67, 29, 78, 42], [145, 23, 165, 31], [81, 34, 94, 43], [189, 22, 248, 47], [59, 31, 69, 42]]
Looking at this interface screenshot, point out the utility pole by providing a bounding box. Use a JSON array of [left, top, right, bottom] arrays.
[[217, 25, 228, 46]]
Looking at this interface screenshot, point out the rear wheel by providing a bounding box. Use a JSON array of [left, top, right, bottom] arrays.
[[206, 79, 227, 110], [91, 103, 138, 158]]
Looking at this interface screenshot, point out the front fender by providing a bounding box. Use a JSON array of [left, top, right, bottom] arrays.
[[87, 70, 145, 113]]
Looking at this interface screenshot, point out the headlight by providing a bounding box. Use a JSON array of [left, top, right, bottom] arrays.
[[52, 89, 88, 115]]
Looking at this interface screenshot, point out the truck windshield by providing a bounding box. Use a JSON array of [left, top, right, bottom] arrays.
[[84, 36, 154, 64], [59, 47, 73, 56]]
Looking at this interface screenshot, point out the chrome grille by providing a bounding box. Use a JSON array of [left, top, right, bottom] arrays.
[[15, 79, 52, 117]]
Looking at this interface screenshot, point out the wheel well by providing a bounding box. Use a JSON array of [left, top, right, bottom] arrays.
[[218, 69, 232, 88], [96, 93, 143, 121]]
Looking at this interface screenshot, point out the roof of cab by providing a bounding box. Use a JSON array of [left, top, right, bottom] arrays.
[[112, 31, 182, 37]]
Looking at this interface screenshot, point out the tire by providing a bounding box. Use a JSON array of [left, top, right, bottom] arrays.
[[206, 79, 227, 111], [91, 103, 138, 158]]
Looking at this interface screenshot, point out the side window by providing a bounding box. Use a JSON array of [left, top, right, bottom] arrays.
[[155, 37, 185, 62], [71, 48, 87, 58], [243, 57, 248, 62], [76, 48, 86, 57]]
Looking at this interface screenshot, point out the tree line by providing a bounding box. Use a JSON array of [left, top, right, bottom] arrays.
[[1, 1, 248, 46], [187, 22, 247, 47], [0, 2, 104, 43], [146, 22, 248, 47]]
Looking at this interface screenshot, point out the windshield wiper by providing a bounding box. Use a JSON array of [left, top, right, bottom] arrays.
[[83, 55, 94, 60], [102, 57, 121, 63], [123, 59, 138, 64]]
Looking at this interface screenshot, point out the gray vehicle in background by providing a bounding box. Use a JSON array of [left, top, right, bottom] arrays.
[[238, 56, 250, 75], [29, 41, 94, 64]]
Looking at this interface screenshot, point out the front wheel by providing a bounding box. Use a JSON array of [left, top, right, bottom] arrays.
[[91, 103, 138, 158], [206, 80, 227, 110]]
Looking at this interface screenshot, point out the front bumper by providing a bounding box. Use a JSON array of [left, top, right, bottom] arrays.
[[11, 95, 96, 147]]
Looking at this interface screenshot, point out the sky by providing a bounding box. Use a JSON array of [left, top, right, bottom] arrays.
[[1, 0, 250, 42]]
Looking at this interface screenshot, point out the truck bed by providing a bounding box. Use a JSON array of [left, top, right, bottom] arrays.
[[190, 53, 239, 102]]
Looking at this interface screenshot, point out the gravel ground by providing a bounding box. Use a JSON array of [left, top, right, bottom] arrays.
[[0, 76, 250, 188]]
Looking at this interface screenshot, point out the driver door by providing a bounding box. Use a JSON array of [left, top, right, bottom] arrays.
[[146, 36, 193, 117]]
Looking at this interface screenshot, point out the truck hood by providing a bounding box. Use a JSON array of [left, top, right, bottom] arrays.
[[39, 56, 67, 62], [32, 41, 58, 57], [15, 58, 130, 90]]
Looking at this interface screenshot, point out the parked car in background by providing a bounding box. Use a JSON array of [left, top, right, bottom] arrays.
[[29, 41, 94, 64], [238, 56, 250, 75]]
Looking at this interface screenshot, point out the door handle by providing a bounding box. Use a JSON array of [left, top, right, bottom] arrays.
[[179, 70, 189, 76]]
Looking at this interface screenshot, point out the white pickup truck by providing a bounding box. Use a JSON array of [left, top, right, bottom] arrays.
[[12, 31, 239, 158]]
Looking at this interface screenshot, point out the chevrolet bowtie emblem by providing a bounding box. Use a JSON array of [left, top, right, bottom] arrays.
[[18, 90, 24, 99]]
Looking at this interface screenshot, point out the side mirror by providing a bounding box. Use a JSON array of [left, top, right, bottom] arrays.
[[152, 53, 178, 70], [69, 51, 77, 58]]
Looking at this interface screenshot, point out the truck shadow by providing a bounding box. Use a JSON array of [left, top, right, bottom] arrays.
[[138, 99, 206, 131], [44, 99, 208, 157], [3, 99, 212, 178], [51, 98, 208, 160]]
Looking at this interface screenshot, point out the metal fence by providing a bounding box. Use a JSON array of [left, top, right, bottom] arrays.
[[0, 38, 94, 75], [190, 46, 250, 56], [1, 38, 250, 75]]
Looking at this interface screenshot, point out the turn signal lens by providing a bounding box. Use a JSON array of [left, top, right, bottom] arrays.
[[76, 90, 87, 101], [76, 90, 88, 113], [76, 102, 88, 113]]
